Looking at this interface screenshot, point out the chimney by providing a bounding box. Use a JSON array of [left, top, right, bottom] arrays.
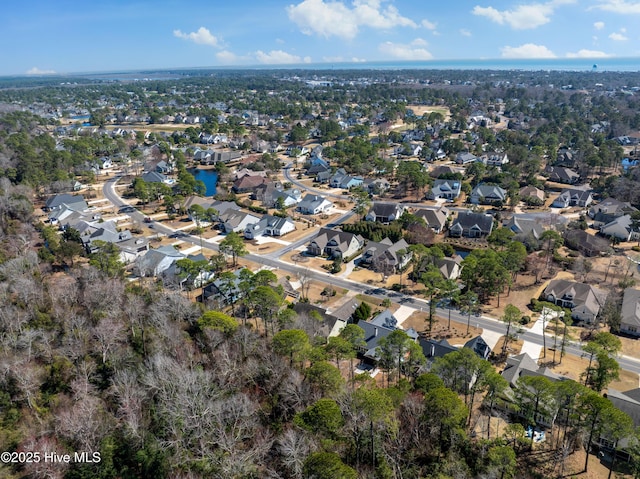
[[374, 327, 378, 337]]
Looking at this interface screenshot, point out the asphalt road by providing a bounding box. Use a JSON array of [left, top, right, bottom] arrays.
[[103, 175, 640, 376]]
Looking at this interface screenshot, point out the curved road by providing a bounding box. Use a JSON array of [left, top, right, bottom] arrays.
[[104, 175, 640, 375]]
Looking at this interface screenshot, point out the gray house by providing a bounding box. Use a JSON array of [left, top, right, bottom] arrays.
[[620, 288, 640, 337], [542, 279, 607, 324], [427, 179, 461, 201], [449, 211, 494, 238], [365, 203, 406, 223], [307, 228, 364, 258], [470, 184, 507, 205]]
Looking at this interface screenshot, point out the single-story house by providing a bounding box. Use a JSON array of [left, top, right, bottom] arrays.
[[136, 245, 186, 278], [219, 210, 262, 233], [552, 188, 594, 208], [455, 152, 477, 164], [307, 228, 365, 259], [427, 179, 462, 201], [357, 309, 418, 363], [620, 288, 640, 337], [542, 279, 607, 324], [449, 211, 494, 238], [545, 166, 580, 184], [470, 184, 507, 205], [244, 215, 295, 239], [232, 175, 268, 193], [365, 203, 406, 223], [297, 194, 333, 215], [563, 229, 611, 257], [201, 269, 244, 306], [435, 255, 464, 280], [519, 186, 545, 204], [504, 215, 545, 240], [414, 207, 449, 234], [600, 214, 640, 242], [44, 194, 87, 212]]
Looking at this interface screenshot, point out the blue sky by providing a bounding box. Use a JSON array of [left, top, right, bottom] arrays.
[[3, 0, 640, 76]]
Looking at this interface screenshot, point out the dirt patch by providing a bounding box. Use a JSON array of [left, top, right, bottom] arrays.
[[401, 310, 482, 342]]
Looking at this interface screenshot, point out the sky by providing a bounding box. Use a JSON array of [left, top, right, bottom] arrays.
[[3, 0, 640, 76]]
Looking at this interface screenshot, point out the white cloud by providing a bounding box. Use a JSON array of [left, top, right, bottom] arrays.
[[255, 50, 310, 64], [379, 38, 434, 60], [609, 30, 629, 40], [287, 0, 416, 39], [173, 27, 219, 47], [594, 21, 605, 29], [500, 43, 556, 58], [591, 1, 640, 14], [216, 51, 238, 63], [472, 1, 575, 30], [460, 29, 472, 36], [26, 67, 56, 75], [566, 49, 611, 58], [421, 18, 437, 30]]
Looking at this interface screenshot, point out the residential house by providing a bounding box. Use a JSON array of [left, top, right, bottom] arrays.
[[470, 184, 507, 205], [200, 269, 244, 306], [359, 237, 411, 274], [563, 229, 611, 257], [291, 303, 346, 338], [449, 211, 494, 238], [501, 352, 565, 389], [505, 215, 545, 240], [330, 170, 364, 189], [481, 152, 509, 167], [545, 166, 580, 184], [232, 175, 267, 193], [414, 207, 449, 234], [252, 181, 283, 205], [363, 178, 391, 196], [214, 150, 242, 163], [455, 152, 478, 164], [297, 194, 333, 215], [589, 198, 637, 226], [555, 148, 577, 167], [600, 214, 640, 242], [542, 279, 607, 323], [429, 165, 459, 178], [365, 203, 406, 223], [209, 200, 240, 220], [618, 288, 640, 338], [307, 228, 365, 258], [243, 215, 295, 239], [357, 309, 418, 363], [136, 245, 186, 278], [220, 210, 262, 234], [420, 334, 491, 361], [435, 255, 464, 280], [315, 168, 333, 183], [44, 194, 87, 212], [420, 338, 458, 360], [519, 185, 545, 204], [235, 168, 267, 180], [465, 336, 492, 360], [140, 171, 170, 184], [116, 237, 150, 264], [194, 149, 214, 164], [552, 188, 594, 208], [427, 179, 462, 201], [307, 162, 330, 177]]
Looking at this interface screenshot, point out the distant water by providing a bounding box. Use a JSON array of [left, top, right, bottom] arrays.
[[190, 169, 217, 196], [242, 57, 640, 72]]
